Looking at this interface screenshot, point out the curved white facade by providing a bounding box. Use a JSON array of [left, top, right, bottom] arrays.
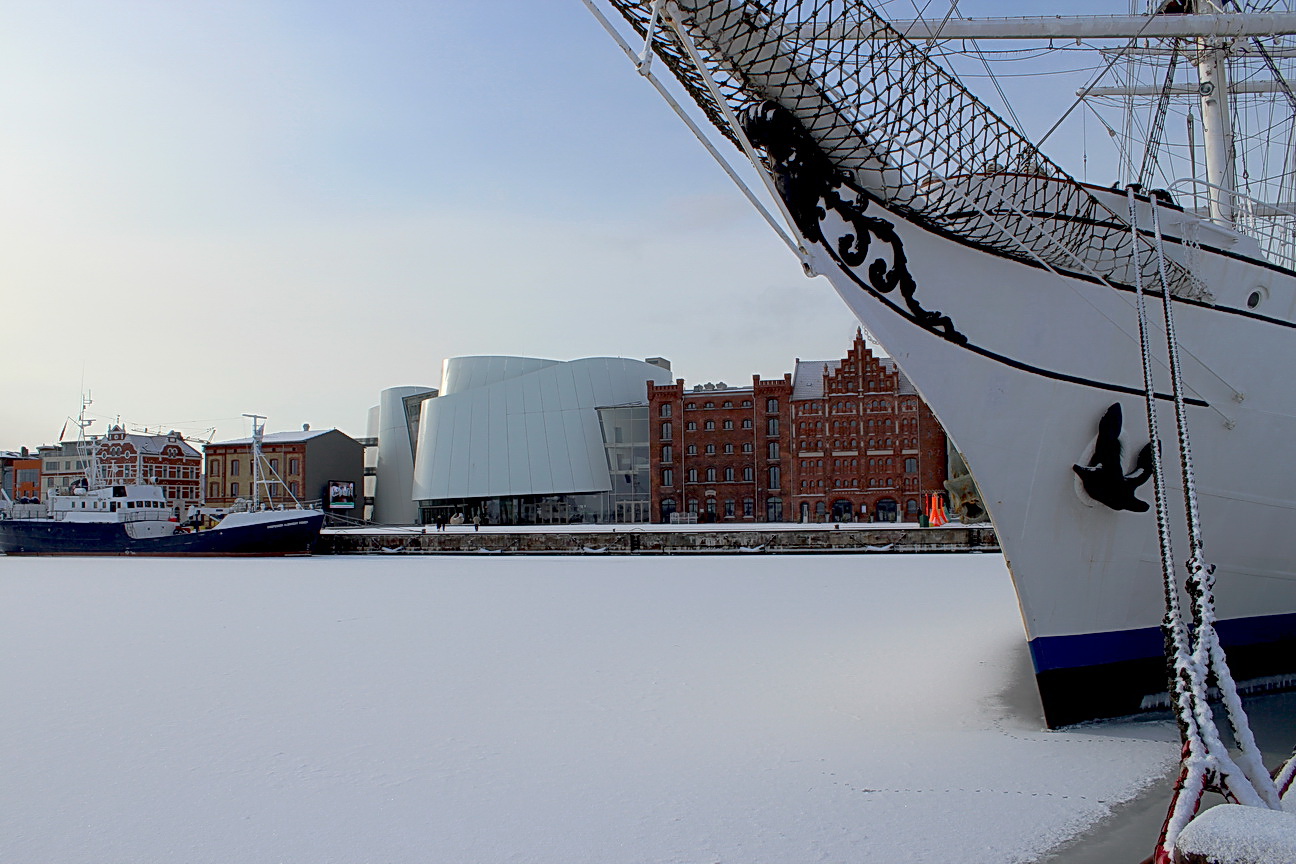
[[412, 356, 672, 502], [373, 385, 435, 524]]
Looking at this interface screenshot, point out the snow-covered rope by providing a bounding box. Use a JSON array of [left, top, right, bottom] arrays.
[[1276, 750, 1296, 799], [1124, 193, 1275, 860], [1126, 189, 1216, 862], [1148, 200, 1281, 811], [1129, 190, 1283, 861]]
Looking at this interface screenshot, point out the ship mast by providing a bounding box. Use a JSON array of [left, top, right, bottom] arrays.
[[1194, 0, 1237, 223], [75, 392, 102, 490], [243, 413, 266, 509]]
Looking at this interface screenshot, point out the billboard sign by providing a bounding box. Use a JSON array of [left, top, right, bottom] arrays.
[[328, 480, 356, 510]]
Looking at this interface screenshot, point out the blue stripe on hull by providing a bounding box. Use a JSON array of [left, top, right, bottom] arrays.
[[1029, 611, 1296, 673], [1029, 613, 1296, 726]]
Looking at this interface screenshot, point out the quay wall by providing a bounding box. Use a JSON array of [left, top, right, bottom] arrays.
[[319, 525, 999, 555]]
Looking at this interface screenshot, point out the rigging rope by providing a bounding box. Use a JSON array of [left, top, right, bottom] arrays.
[[1125, 188, 1283, 862], [1138, 40, 1181, 189]]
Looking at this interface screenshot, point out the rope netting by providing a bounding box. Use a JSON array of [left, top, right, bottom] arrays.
[[608, 0, 1204, 296]]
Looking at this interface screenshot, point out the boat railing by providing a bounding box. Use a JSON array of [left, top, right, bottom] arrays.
[[1168, 177, 1296, 272]]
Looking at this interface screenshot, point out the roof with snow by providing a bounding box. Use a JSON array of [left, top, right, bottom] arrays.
[[102, 429, 201, 458], [209, 429, 336, 447]]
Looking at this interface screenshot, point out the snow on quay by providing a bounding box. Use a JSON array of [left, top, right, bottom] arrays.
[[0, 554, 1180, 863]]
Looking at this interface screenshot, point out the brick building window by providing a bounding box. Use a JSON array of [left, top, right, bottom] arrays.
[[743, 498, 754, 517], [905, 457, 918, 473], [230, 460, 240, 476], [724, 467, 734, 481], [725, 500, 735, 517], [767, 418, 779, 436], [659, 404, 672, 417], [686, 444, 697, 455], [743, 467, 754, 482], [768, 442, 779, 459], [766, 398, 779, 412], [724, 444, 733, 454], [704, 420, 715, 431], [662, 445, 673, 462], [209, 461, 221, 476], [706, 468, 716, 481], [686, 422, 697, 431], [661, 468, 674, 487], [661, 422, 672, 440], [723, 419, 733, 430], [768, 466, 780, 488], [742, 419, 753, 429], [231, 482, 239, 497], [687, 469, 698, 482], [742, 443, 753, 453], [289, 458, 299, 474], [705, 444, 715, 455]]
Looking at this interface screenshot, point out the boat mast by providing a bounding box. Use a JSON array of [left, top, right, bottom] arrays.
[[74, 392, 101, 490], [1195, 0, 1237, 223], [243, 413, 265, 509]]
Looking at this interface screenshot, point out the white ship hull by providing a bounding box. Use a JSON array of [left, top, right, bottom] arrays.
[[588, 0, 1296, 725], [802, 183, 1296, 724]]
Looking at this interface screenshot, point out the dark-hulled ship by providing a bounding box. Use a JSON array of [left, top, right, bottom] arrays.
[[0, 484, 324, 557], [0, 483, 323, 557]]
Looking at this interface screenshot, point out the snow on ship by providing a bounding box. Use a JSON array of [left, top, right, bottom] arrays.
[[585, 1, 1296, 727], [0, 411, 323, 557]]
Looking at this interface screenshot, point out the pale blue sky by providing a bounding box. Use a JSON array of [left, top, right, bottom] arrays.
[[1, 1, 1120, 447]]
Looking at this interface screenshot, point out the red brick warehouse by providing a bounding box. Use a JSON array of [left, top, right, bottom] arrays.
[[648, 374, 793, 523], [788, 331, 947, 523], [648, 331, 947, 523]]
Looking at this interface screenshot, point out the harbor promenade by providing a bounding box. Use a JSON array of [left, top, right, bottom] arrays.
[[320, 521, 999, 555]]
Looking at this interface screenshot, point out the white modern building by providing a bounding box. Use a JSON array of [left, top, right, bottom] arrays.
[[399, 355, 672, 525], [367, 385, 436, 524]]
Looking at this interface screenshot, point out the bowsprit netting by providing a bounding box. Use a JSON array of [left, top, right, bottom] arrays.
[[607, 0, 1203, 297]]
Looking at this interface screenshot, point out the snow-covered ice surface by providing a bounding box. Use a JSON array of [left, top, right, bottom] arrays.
[[0, 554, 1180, 863]]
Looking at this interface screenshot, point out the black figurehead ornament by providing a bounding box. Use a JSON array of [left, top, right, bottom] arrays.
[[1073, 403, 1154, 512], [741, 100, 965, 345]]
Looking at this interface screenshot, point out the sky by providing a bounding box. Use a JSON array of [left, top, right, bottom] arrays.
[[0, 1, 1122, 448]]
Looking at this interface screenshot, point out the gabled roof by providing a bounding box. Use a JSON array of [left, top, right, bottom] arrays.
[[792, 358, 917, 398], [791, 359, 841, 400], [102, 431, 201, 458]]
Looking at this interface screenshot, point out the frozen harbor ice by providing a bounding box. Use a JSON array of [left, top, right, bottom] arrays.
[[0, 553, 1183, 863]]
